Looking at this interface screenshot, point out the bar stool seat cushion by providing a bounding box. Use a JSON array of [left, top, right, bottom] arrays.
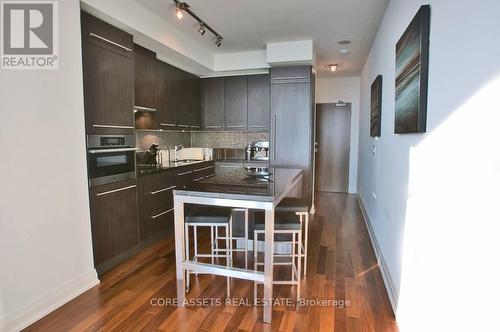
[[254, 211, 301, 231], [275, 198, 309, 212], [185, 205, 232, 224]]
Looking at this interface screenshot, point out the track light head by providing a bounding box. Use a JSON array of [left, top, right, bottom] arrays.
[[215, 37, 222, 47], [176, 7, 183, 19], [175, 2, 188, 19], [198, 23, 206, 35]]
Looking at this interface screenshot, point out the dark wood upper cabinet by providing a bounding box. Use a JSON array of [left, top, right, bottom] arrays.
[[248, 74, 270, 130], [186, 72, 201, 130], [225, 76, 248, 130], [202, 74, 271, 132], [174, 69, 189, 130], [134, 44, 157, 110], [157, 60, 179, 130], [202, 77, 225, 130], [157, 61, 201, 131], [81, 12, 134, 135], [81, 12, 133, 59]]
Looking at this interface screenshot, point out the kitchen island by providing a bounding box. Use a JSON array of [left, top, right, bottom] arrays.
[[173, 167, 303, 324]]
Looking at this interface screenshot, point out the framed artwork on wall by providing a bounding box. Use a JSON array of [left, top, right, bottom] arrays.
[[395, 4, 431, 134], [370, 75, 383, 137]]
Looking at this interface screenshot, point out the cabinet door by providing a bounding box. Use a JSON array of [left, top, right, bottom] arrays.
[[137, 172, 175, 242], [116, 184, 140, 254], [157, 61, 179, 130], [134, 44, 157, 110], [90, 180, 138, 265], [187, 73, 201, 130], [270, 66, 311, 84], [202, 78, 225, 130], [81, 12, 134, 135], [83, 43, 134, 134], [270, 82, 312, 166], [248, 74, 270, 130], [90, 185, 117, 265], [225, 76, 248, 130], [175, 70, 191, 130]]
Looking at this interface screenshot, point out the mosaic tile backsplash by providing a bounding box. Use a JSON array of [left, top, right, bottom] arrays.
[[136, 130, 269, 151], [135, 131, 191, 151], [191, 131, 269, 148]]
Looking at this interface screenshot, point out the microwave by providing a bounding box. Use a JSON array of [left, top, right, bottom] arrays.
[[86, 135, 136, 187]]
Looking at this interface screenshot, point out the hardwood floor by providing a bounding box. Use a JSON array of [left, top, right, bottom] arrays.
[[25, 193, 397, 331]]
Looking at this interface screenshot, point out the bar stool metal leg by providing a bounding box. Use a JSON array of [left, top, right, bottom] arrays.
[[185, 223, 190, 292], [194, 225, 198, 277], [297, 212, 309, 277], [292, 230, 296, 282], [253, 229, 258, 305], [210, 226, 214, 264], [225, 223, 231, 297], [297, 229, 302, 301], [244, 209, 248, 269]]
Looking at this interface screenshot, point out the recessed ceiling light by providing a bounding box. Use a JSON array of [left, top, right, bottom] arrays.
[[340, 48, 349, 55], [329, 64, 339, 72], [338, 40, 351, 45]]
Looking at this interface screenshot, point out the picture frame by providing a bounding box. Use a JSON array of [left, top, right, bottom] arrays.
[[394, 4, 431, 134], [370, 75, 383, 137]]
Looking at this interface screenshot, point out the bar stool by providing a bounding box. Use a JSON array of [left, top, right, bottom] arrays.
[[276, 198, 310, 277], [253, 211, 302, 302], [184, 205, 233, 296]]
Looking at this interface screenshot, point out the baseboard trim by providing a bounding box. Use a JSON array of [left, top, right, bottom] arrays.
[[0, 269, 100, 332], [355, 194, 398, 313]]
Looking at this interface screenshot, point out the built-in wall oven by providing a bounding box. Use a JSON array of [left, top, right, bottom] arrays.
[[87, 135, 136, 186]]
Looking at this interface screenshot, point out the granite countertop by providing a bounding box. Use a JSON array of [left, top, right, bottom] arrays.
[[136, 160, 212, 177], [173, 167, 303, 203], [214, 159, 268, 163]]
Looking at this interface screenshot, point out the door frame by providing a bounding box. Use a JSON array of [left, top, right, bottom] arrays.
[[312, 102, 352, 198]]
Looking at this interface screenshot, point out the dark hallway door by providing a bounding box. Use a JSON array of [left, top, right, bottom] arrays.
[[315, 103, 351, 192]]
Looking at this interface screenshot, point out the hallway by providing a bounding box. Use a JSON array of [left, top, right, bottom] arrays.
[[25, 193, 397, 331]]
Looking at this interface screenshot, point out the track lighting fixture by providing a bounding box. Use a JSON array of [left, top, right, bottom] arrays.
[[172, 0, 223, 47]]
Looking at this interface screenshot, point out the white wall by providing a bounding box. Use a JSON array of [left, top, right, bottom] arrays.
[[358, 0, 500, 330], [0, 1, 99, 331], [316, 77, 360, 193]]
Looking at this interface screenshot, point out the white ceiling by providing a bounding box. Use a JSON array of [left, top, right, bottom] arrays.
[[132, 0, 388, 77]]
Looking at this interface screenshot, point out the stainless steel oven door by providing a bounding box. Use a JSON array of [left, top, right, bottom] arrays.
[[87, 147, 136, 186]]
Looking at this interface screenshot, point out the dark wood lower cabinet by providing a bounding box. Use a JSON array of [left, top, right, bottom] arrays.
[[89, 162, 215, 274], [137, 161, 215, 243], [89, 179, 139, 272], [138, 171, 175, 242]]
